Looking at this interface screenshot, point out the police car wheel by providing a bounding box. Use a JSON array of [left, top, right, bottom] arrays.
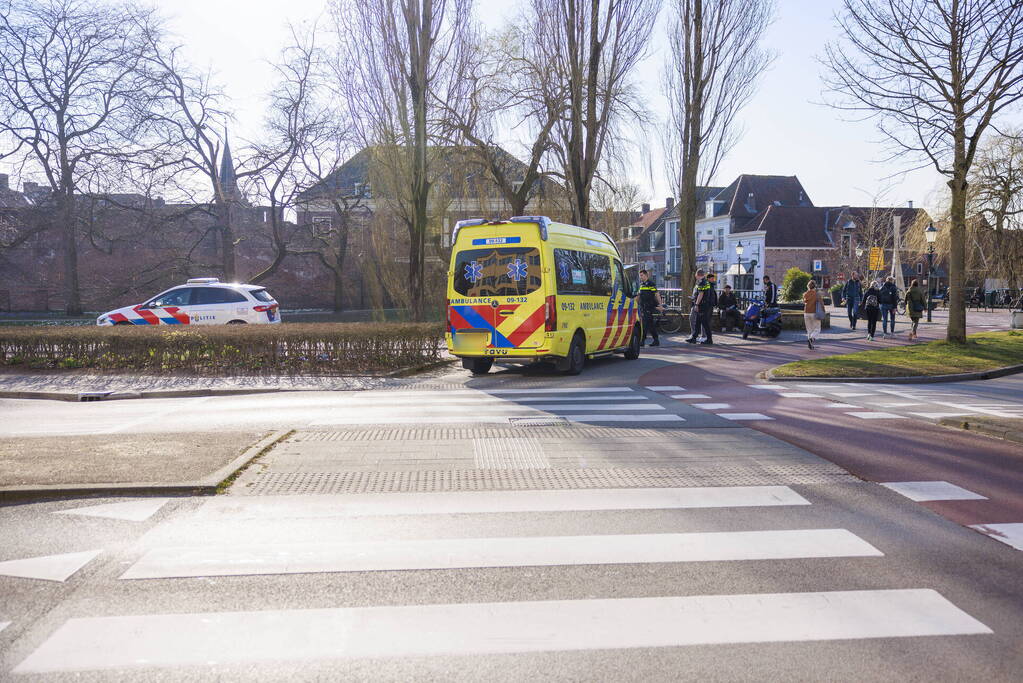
[[114, 321, 132, 326], [623, 326, 641, 360], [226, 320, 248, 325], [562, 334, 585, 375]]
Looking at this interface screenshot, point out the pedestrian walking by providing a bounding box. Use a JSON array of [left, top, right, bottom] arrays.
[[905, 278, 926, 340], [685, 269, 713, 345], [637, 270, 662, 347], [842, 273, 863, 330], [862, 280, 882, 341], [803, 280, 823, 350], [718, 284, 740, 332], [879, 276, 900, 337]]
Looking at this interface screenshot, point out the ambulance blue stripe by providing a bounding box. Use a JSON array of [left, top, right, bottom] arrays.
[[451, 306, 515, 348]]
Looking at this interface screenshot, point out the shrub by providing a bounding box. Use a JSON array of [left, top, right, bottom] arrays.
[[0, 323, 445, 375], [781, 267, 812, 302]]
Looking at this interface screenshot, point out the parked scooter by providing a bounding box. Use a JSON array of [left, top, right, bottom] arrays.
[[741, 297, 783, 339]]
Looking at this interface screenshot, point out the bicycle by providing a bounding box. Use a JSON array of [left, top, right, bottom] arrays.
[[652, 307, 685, 335]]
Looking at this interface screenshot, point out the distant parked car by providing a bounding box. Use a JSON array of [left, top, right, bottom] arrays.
[[97, 278, 281, 326]]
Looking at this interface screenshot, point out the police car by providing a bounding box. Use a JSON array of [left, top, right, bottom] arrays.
[[96, 278, 281, 326]]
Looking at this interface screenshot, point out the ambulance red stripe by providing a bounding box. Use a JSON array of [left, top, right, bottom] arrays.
[[505, 305, 546, 347]]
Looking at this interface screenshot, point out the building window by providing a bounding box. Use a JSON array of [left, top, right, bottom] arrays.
[[916, 262, 923, 275], [716, 228, 724, 251], [841, 234, 852, 258]]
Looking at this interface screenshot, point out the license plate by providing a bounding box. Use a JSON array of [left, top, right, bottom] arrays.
[[452, 331, 488, 353]]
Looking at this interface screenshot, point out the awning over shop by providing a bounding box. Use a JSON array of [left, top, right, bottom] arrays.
[[726, 264, 750, 275]]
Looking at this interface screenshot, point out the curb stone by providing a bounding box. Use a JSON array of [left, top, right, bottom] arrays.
[[761, 362, 1023, 384], [938, 418, 1023, 447], [0, 429, 292, 504]]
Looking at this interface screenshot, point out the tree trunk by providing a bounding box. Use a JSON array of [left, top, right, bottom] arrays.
[[332, 213, 351, 312], [947, 174, 968, 343], [60, 190, 82, 315]]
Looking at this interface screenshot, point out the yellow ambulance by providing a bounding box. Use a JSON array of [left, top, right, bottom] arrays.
[[446, 215, 642, 375]]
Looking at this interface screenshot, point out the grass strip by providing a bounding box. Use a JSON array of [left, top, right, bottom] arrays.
[[771, 330, 1023, 378]]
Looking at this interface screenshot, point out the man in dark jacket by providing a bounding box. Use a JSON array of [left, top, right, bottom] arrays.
[[686, 269, 713, 344], [638, 270, 662, 346], [763, 275, 779, 307], [879, 276, 900, 337], [842, 273, 863, 330], [718, 285, 740, 332]]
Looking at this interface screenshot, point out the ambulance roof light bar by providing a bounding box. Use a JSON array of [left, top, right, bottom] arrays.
[[451, 218, 488, 245], [509, 215, 550, 240]]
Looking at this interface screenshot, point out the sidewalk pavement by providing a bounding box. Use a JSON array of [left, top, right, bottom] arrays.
[[0, 431, 287, 501], [940, 416, 1023, 446]]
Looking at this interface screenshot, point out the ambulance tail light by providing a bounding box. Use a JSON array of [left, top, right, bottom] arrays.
[[446, 299, 454, 329], [544, 295, 557, 332]]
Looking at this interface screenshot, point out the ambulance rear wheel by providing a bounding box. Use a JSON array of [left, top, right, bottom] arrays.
[[623, 325, 641, 360], [466, 358, 493, 375], [562, 333, 585, 375]]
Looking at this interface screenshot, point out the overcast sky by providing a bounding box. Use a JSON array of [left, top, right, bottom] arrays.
[[154, 0, 946, 212]]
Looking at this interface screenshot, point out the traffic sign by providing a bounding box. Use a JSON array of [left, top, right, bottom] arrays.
[[869, 247, 885, 271]]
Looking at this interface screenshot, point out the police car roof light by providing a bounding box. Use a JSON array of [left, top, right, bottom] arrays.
[[186, 277, 220, 284]]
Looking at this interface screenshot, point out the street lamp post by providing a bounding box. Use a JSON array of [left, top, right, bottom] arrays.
[[924, 223, 938, 323], [735, 241, 745, 292]]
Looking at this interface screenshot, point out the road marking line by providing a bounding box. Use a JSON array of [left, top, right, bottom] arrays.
[[970, 523, 1023, 551], [0, 550, 102, 583], [770, 392, 821, 398], [13, 589, 990, 672], [0, 621, 9, 634], [830, 392, 876, 397], [881, 481, 988, 502], [718, 413, 773, 421], [845, 412, 907, 419], [748, 385, 791, 390], [121, 529, 881, 579], [908, 412, 976, 419], [510, 396, 650, 403], [351, 395, 652, 404], [823, 403, 859, 408], [54, 499, 170, 522], [692, 403, 731, 409], [182, 486, 812, 520], [564, 414, 685, 423], [876, 402, 924, 408], [487, 388, 635, 394], [646, 385, 685, 391], [669, 394, 711, 399], [525, 404, 666, 411]]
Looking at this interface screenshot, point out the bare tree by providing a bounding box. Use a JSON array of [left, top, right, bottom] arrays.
[[332, 0, 474, 321], [529, 0, 660, 227], [0, 0, 156, 314], [823, 0, 1023, 342], [663, 0, 775, 302], [968, 131, 1023, 287]]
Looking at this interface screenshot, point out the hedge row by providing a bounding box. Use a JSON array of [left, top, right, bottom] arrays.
[[0, 323, 446, 375]]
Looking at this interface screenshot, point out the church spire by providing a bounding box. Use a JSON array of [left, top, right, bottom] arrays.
[[218, 132, 237, 197]]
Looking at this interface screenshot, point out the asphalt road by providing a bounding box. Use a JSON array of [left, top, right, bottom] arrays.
[[0, 309, 1021, 680]]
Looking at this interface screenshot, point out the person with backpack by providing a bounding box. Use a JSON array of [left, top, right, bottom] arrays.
[[842, 273, 863, 330], [862, 280, 882, 341], [905, 278, 926, 340], [879, 276, 901, 338]]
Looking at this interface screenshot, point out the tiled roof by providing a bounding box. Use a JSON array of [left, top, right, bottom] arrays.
[[628, 206, 665, 230], [736, 206, 834, 247], [715, 175, 812, 219], [661, 187, 726, 221], [0, 189, 31, 210]]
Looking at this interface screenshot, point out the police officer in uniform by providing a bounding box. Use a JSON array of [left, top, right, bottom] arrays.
[[686, 269, 713, 344], [638, 269, 662, 346]]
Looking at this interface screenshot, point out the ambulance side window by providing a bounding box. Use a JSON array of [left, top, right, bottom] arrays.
[[587, 254, 611, 296], [554, 249, 589, 295]]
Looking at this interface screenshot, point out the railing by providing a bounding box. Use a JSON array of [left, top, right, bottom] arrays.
[[660, 288, 761, 309]]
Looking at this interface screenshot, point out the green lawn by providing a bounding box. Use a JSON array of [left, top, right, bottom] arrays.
[[771, 330, 1023, 378]]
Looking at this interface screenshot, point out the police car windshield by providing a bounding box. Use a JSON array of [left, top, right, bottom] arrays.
[[454, 247, 541, 297]]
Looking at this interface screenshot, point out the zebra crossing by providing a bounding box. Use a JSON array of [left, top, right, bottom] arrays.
[[8, 485, 994, 676], [307, 386, 690, 426]]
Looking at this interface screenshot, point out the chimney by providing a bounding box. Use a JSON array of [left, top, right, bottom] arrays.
[[665, 197, 675, 210], [0, 173, 7, 191], [641, 202, 650, 214]]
